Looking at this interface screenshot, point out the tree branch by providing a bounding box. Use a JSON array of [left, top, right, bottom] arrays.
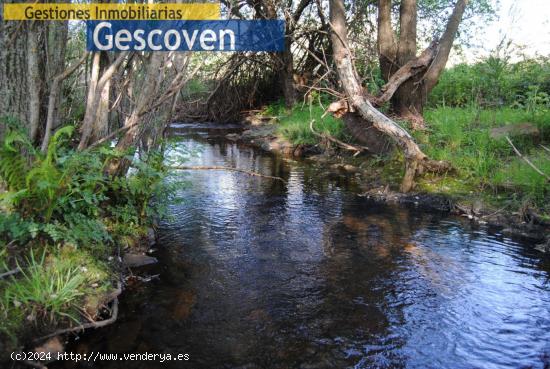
[[506, 136, 550, 182], [170, 166, 287, 183], [41, 52, 89, 152]]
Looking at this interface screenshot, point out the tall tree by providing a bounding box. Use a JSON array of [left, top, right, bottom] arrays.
[[376, 0, 469, 129], [329, 0, 448, 191]]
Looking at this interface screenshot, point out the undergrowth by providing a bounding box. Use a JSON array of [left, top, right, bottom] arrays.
[[0, 122, 179, 356], [266, 99, 345, 145]]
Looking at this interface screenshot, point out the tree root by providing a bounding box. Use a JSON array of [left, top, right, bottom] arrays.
[[402, 158, 452, 192], [309, 119, 369, 155], [0, 267, 21, 279], [34, 282, 122, 343], [170, 166, 287, 183]]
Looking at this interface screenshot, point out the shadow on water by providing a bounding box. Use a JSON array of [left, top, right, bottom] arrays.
[[55, 123, 550, 369]]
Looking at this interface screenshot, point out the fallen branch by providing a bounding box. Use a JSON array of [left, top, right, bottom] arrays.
[[373, 42, 438, 106], [506, 136, 550, 182], [41, 52, 89, 152], [0, 267, 21, 279], [309, 120, 368, 154], [34, 282, 122, 343], [170, 166, 287, 183]]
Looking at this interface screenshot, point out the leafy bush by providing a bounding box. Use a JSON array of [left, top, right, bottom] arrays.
[[0, 125, 176, 250], [429, 57, 550, 109], [0, 122, 178, 354]]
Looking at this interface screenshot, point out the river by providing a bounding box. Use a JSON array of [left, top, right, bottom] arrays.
[[56, 123, 550, 369]]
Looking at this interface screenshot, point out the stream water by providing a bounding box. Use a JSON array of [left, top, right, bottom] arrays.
[[57, 123, 550, 369]]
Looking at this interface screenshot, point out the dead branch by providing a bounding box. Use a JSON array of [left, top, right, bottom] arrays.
[[170, 166, 287, 183], [373, 42, 438, 106], [34, 282, 122, 343], [41, 52, 89, 152], [309, 119, 368, 154], [0, 267, 21, 279], [506, 136, 550, 182]]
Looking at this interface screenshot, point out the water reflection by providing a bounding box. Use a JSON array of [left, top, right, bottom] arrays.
[[56, 124, 550, 369]]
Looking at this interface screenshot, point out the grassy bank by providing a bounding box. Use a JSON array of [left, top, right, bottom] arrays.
[[266, 100, 346, 145], [266, 102, 550, 213], [0, 125, 178, 357]]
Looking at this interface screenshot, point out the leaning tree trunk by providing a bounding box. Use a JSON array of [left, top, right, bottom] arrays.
[[329, 0, 447, 191]]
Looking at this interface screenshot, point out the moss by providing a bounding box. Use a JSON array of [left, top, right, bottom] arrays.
[[0, 245, 114, 356]]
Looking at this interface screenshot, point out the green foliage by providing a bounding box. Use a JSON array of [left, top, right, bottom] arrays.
[[1, 249, 84, 325], [429, 56, 550, 109], [0, 247, 111, 339], [493, 151, 550, 203], [270, 100, 346, 146], [0, 126, 111, 248], [0, 129, 33, 191], [0, 123, 178, 353], [419, 107, 550, 206], [0, 125, 176, 250]]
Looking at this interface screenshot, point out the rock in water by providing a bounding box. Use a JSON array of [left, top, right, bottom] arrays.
[[123, 253, 158, 268]]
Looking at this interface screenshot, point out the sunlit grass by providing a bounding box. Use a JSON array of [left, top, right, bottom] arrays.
[[267, 100, 345, 145], [420, 107, 550, 205], [0, 246, 111, 349]]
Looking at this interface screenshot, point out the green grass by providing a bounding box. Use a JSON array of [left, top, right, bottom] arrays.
[[0, 247, 111, 324], [267, 100, 345, 145], [0, 246, 112, 355], [265, 101, 550, 209], [418, 106, 550, 207]]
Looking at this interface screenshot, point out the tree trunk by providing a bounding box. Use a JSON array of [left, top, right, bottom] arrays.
[[0, 15, 29, 140], [27, 22, 42, 143], [45, 21, 68, 134], [107, 53, 164, 176], [330, 0, 443, 192], [376, 0, 468, 129], [78, 52, 128, 150], [281, 37, 296, 108], [423, 0, 469, 93], [377, 0, 397, 81]]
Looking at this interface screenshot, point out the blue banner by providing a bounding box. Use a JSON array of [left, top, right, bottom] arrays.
[[86, 20, 285, 52]]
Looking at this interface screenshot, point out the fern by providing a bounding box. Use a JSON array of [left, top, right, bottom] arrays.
[[0, 130, 33, 191]]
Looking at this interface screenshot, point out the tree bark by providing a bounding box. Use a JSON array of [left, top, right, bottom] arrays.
[[376, 0, 468, 129], [42, 52, 89, 152], [0, 8, 27, 140], [27, 22, 41, 143], [45, 21, 68, 133], [374, 42, 437, 106], [78, 52, 128, 150], [377, 0, 397, 81], [281, 37, 296, 107], [423, 0, 469, 92], [107, 53, 164, 176]]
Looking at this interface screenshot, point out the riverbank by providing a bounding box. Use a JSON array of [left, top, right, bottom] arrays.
[[56, 125, 550, 369], [234, 104, 550, 245], [0, 128, 177, 366]]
